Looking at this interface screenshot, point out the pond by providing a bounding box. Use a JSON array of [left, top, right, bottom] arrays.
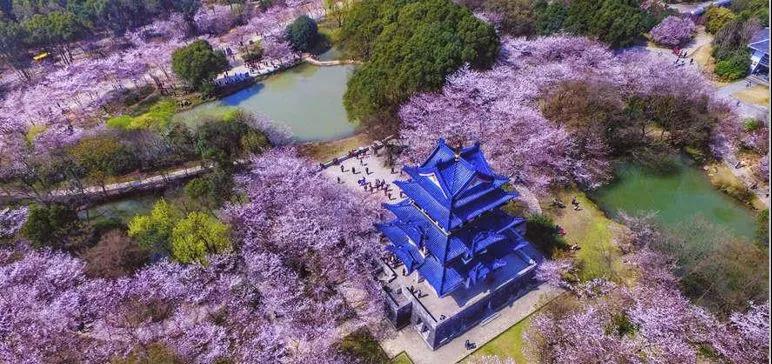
[[175, 63, 357, 142], [79, 193, 160, 223], [590, 157, 758, 240]]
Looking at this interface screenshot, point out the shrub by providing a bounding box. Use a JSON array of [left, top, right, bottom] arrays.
[[650, 15, 696, 47], [285, 15, 318, 52], [705, 7, 736, 34], [21, 203, 79, 249], [714, 50, 751, 80], [525, 213, 569, 257]]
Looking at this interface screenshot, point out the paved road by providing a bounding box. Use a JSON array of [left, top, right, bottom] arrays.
[[715, 80, 770, 122]]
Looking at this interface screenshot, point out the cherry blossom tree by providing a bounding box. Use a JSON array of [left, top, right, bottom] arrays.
[[525, 214, 770, 363], [0, 206, 27, 238], [399, 36, 745, 192], [650, 16, 696, 47], [194, 4, 239, 36], [0, 149, 386, 363]]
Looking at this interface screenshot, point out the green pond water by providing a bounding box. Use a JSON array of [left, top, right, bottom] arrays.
[[80, 193, 161, 223], [591, 158, 758, 240], [174, 63, 357, 142]]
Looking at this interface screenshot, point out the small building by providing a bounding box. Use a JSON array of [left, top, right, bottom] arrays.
[[748, 27, 769, 82], [376, 139, 541, 350]]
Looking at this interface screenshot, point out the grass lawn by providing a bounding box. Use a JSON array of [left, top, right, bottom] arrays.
[[389, 352, 414, 364], [545, 190, 629, 282], [732, 85, 770, 106], [462, 314, 534, 364]]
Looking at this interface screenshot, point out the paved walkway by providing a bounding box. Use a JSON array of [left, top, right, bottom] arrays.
[[1, 159, 248, 204], [716, 80, 770, 122], [320, 145, 404, 203], [379, 284, 563, 364]]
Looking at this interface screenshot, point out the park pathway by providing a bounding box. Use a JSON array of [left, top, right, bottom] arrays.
[[1, 159, 248, 205]]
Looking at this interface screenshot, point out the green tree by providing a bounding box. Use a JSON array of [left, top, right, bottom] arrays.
[[171, 39, 229, 93], [705, 7, 736, 34], [285, 15, 319, 52], [128, 199, 180, 253], [564, 0, 655, 48], [341, 0, 499, 121], [68, 135, 139, 189], [534, 0, 568, 35], [22, 11, 82, 64], [339, 0, 383, 59], [731, 0, 768, 26], [170, 212, 231, 265], [183, 168, 235, 209], [195, 118, 250, 164], [21, 203, 79, 248], [0, 20, 32, 80]]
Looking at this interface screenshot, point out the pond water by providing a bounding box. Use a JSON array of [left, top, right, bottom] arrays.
[[591, 157, 758, 240], [175, 63, 357, 142], [79, 193, 161, 223]]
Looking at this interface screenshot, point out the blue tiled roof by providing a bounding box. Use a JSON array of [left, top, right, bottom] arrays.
[[379, 139, 539, 297], [418, 256, 464, 296]]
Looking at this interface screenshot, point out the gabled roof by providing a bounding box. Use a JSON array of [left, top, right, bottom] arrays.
[[378, 139, 539, 297], [397, 139, 516, 230]]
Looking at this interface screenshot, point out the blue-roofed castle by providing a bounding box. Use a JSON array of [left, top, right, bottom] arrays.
[[376, 139, 541, 350]]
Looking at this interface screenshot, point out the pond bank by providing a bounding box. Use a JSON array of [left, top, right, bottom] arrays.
[[175, 63, 358, 142], [590, 156, 759, 241]]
